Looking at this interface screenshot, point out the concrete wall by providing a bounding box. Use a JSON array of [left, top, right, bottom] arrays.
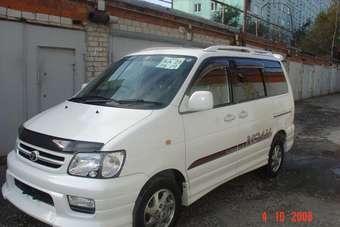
[[286, 61, 340, 101]]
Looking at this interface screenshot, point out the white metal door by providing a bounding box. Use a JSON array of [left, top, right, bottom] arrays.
[[0, 20, 25, 155], [38, 47, 75, 111], [0, 20, 85, 156]]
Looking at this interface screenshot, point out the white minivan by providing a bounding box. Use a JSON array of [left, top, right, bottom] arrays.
[[2, 46, 294, 227]]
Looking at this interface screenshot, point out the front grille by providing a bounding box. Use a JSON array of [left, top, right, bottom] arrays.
[[20, 143, 65, 161], [17, 142, 65, 169], [15, 179, 54, 206]]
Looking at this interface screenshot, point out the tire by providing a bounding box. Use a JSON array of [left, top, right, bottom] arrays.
[[133, 175, 182, 227], [265, 136, 285, 178]]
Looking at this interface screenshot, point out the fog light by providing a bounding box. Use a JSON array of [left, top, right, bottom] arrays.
[[68, 195, 95, 214]]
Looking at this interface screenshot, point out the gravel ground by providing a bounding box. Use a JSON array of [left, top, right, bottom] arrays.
[[1, 94, 340, 227]]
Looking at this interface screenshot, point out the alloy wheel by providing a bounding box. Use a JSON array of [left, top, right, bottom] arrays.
[[144, 189, 176, 227]]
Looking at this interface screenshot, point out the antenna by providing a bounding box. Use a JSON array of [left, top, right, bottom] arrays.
[[141, 47, 182, 52]]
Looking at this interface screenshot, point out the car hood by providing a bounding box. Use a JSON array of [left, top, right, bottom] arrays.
[[24, 101, 153, 144]]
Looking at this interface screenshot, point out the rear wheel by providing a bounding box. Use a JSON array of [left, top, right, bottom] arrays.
[[133, 175, 181, 227], [265, 137, 284, 177]]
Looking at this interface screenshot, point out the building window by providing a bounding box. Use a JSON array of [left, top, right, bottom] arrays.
[[211, 1, 217, 11], [194, 3, 202, 12]]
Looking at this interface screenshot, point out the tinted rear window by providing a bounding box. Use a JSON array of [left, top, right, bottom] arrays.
[[263, 62, 288, 96], [229, 58, 288, 98]]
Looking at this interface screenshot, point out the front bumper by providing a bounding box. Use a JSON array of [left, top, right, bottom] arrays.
[[2, 151, 148, 227]]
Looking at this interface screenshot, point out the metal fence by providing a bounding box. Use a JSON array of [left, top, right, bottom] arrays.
[[149, 0, 294, 45], [211, 0, 294, 45], [146, 0, 333, 60], [212, 0, 336, 60]]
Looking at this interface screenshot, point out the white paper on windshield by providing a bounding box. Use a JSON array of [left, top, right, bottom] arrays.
[[156, 57, 186, 70]]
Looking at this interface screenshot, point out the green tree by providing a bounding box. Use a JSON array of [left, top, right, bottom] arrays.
[[298, 2, 339, 56], [293, 19, 311, 44], [212, 5, 241, 27]]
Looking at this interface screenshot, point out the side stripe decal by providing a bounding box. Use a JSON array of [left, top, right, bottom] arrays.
[[188, 129, 272, 170], [188, 144, 239, 170]]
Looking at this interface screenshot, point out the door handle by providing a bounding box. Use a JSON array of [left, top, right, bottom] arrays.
[[238, 110, 248, 119], [224, 114, 235, 122], [37, 72, 42, 85]]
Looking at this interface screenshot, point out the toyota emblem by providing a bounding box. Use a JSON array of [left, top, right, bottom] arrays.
[[29, 150, 39, 162]]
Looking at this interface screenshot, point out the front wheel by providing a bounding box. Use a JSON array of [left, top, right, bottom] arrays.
[[133, 176, 181, 227]]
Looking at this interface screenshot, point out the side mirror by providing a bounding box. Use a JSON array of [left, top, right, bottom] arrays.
[[188, 91, 213, 112], [81, 83, 88, 90]]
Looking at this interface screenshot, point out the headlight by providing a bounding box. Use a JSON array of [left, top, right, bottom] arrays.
[[68, 151, 126, 178]]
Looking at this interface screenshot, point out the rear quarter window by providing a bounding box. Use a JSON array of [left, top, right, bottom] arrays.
[[227, 58, 288, 102], [262, 61, 288, 96]]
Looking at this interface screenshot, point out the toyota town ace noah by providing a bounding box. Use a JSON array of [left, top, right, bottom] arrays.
[[2, 46, 294, 227]]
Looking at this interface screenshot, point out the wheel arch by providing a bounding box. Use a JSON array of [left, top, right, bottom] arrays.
[[134, 169, 187, 206], [273, 130, 287, 151], [144, 169, 186, 193], [132, 169, 185, 227], [132, 169, 187, 226]]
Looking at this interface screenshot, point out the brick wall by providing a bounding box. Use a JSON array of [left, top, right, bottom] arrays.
[[85, 23, 110, 80], [0, 0, 88, 21], [0, 5, 75, 27]]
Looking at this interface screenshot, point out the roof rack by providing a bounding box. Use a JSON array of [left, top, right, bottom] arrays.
[[141, 46, 184, 52], [203, 45, 274, 56]]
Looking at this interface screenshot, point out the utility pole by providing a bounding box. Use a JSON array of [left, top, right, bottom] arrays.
[[331, 0, 339, 62], [242, 0, 250, 46], [243, 0, 250, 33]]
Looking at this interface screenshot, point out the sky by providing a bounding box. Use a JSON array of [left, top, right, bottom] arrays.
[[142, 0, 171, 7]]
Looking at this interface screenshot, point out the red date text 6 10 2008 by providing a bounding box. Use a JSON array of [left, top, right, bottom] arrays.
[[262, 211, 313, 224]]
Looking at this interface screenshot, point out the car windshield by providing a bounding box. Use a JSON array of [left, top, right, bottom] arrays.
[[71, 55, 196, 109]]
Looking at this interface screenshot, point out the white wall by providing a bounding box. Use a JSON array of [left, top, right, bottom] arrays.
[[286, 61, 340, 101]]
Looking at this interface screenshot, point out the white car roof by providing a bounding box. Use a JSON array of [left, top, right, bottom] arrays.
[[129, 46, 283, 62]]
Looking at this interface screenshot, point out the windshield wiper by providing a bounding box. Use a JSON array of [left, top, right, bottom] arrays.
[[69, 96, 120, 105], [69, 96, 163, 107], [116, 99, 164, 106]]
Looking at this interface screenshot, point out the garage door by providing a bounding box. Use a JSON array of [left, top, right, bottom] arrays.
[[0, 20, 85, 156], [0, 21, 25, 156]]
